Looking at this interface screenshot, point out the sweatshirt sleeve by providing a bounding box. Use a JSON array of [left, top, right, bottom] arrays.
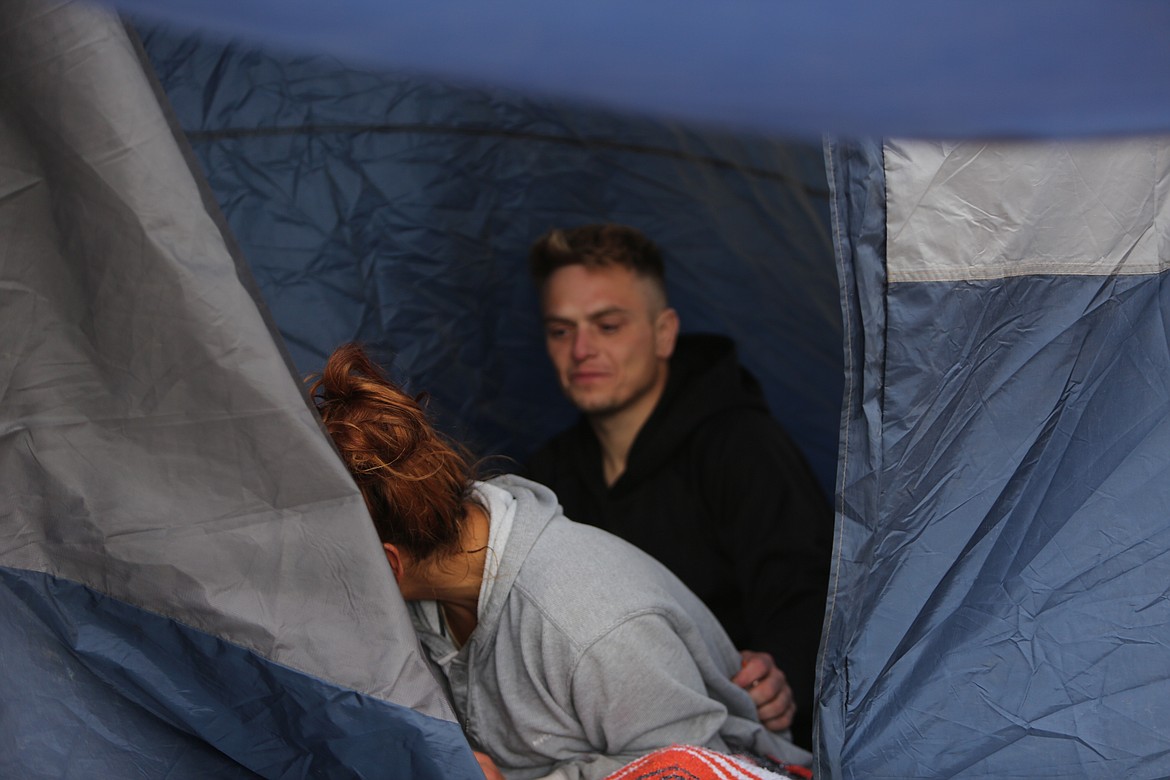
[[556, 612, 732, 780], [694, 411, 832, 744]]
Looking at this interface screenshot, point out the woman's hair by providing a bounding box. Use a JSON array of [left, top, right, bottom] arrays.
[[309, 343, 478, 562]]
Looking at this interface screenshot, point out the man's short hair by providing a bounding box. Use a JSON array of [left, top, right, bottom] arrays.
[[529, 223, 666, 291]]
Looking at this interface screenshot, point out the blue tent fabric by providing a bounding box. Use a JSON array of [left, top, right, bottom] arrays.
[[817, 137, 887, 780], [819, 137, 1170, 778], [1, 569, 261, 780], [102, 0, 1170, 141], [136, 23, 843, 497], [3, 567, 475, 779], [11, 0, 1170, 778]]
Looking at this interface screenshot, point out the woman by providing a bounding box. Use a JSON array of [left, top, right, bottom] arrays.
[[311, 343, 811, 780]]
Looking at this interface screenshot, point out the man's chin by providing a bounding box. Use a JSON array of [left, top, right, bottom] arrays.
[[566, 391, 618, 417]]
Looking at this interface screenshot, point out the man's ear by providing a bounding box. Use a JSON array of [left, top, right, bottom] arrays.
[[655, 307, 680, 359], [383, 542, 405, 582]]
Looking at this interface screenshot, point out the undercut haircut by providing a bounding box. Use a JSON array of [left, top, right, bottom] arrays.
[[529, 223, 667, 299]]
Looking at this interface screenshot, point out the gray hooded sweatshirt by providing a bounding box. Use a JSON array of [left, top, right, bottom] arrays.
[[410, 475, 812, 780]]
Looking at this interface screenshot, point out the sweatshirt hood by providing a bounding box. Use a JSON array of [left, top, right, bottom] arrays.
[[471, 474, 562, 643], [618, 333, 769, 490]]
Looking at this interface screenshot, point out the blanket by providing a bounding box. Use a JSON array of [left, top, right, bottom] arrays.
[[602, 745, 813, 780]]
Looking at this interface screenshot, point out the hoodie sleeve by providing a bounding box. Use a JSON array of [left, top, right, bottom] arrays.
[[556, 612, 733, 780], [692, 410, 832, 746]]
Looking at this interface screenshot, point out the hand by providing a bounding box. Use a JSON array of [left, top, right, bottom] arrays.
[[732, 649, 796, 733], [474, 750, 506, 780]]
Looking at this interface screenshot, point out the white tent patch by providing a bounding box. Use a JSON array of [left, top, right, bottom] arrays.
[[886, 138, 1170, 282]]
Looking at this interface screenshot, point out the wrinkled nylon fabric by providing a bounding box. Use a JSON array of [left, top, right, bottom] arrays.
[[98, 0, 1170, 141], [2, 567, 478, 779], [817, 138, 887, 780], [885, 139, 1170, 282], [820, 137, 1170, 778], [0, 1, 477, 776], [22, 1, 1170, 778], [137, 24, 843, 497]]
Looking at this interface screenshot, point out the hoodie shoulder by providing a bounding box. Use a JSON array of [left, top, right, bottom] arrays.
[[621, 334, 767, 482], [667, 334, 770, 415]]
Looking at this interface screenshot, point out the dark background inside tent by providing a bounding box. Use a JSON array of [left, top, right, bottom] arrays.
[[137, 24, 843, 494]]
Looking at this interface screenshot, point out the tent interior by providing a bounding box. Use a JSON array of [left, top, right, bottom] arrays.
[[4, 1, 1170, 778], [137, 22, 844, 497]]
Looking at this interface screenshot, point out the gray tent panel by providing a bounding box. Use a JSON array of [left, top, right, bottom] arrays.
[[1, 1, 477, 776]]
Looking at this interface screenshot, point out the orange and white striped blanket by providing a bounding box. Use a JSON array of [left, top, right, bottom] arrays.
[[602, 745, 813, 780]]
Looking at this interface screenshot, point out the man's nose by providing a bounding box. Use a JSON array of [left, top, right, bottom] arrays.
[[571, 329, 595, 361]]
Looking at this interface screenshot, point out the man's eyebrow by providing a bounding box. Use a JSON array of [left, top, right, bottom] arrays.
[[587, 306, 629, 320], [543, 306, 629, 324]]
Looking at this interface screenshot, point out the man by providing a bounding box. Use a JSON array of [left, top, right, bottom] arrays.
[[525, 224, 832, 748]]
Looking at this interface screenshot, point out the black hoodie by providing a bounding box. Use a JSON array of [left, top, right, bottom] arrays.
[[527, 333, 831, 748]]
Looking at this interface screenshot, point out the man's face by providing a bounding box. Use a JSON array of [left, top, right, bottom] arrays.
[[540, 263, 678, 419]]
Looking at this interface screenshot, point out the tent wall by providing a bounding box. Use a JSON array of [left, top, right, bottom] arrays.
[[136, 25, 843, 498], [820, 137, 1170, 778], [0, 2, 478, 776], [15, 1, 1170, 778], [104, 0, 1170, 141]]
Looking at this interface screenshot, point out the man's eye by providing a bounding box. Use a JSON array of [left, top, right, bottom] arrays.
[[546, 327, 570, 339], [599, 322, 621, 334]]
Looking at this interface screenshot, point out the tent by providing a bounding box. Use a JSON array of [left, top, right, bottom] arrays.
[[3, 0, 1169, 777]]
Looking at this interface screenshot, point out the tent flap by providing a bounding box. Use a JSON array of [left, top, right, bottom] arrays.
[[819, 137, 1170, 779], [0, 2, 479, 776]]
